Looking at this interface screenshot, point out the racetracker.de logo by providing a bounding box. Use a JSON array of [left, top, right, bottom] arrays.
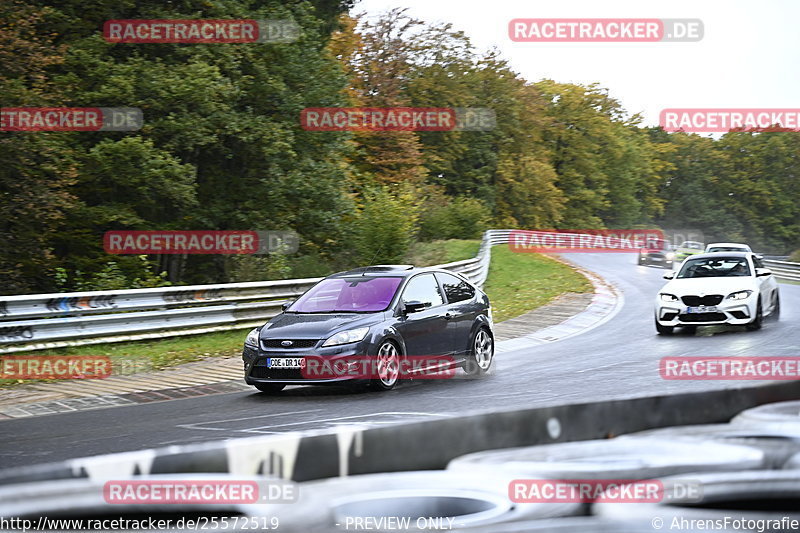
[[660, 357, 800, 380], [103, 480, 296, 504], [508, 18, 703, 42], [301, 355, 458, 380], [300, 107, 496, 132], [1, 108, 142, 132], [0, 356, 112, 380], [103, 19, 300, 43], [509, 479, 701, 503], [660, 109, 800, 133], [104, 230, 299, 255], [509, 229, 666, 253]]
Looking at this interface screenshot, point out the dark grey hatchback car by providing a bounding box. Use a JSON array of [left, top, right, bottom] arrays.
[[242, 265, 494, 393]]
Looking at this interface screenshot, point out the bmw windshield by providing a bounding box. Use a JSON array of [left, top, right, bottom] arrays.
[[287, 276, 404, 313], [677, 257, 752, 278]]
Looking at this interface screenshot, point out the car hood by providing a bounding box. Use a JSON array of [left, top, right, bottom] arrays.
[[661, 277, 757, 296], [260, 312, 384, 339]]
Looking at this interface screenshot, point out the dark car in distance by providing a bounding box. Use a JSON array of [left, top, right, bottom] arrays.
[[242, 265, 494, 393], [638, 238, 676, 269]]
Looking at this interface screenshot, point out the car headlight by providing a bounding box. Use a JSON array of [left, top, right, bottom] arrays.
[[727, 290, 753, 300], [660, 293, 679, 302], [322, 327, 370, 347], [245, 327, 260, 347], [665, 252, 675, 260]]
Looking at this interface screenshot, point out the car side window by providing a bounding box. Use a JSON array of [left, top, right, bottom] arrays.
[[437, 272, 475, 303], [401, 274, 444, 308]]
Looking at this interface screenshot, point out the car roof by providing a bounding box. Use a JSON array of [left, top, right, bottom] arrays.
[[706, 242, 750, 248], [329, 265, 468, 280], [684, 251, 752, 260]]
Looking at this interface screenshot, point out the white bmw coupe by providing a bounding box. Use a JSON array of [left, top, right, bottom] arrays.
[[655, 252, 780, 334]]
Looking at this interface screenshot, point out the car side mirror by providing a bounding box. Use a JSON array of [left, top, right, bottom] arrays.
[[281, 300, 294, 311], [403, 301, 427, 314], [663, 272, 675, 280], [755, 268, 772, 277]]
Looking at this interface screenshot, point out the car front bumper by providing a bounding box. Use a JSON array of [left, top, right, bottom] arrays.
[[656, 297, 756, 326], [640, 253, 673, 267], [242, 341, 373, 385]]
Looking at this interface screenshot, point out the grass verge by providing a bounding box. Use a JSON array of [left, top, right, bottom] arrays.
[[484, 246, 592, 323], [1, 241, 591, 385]]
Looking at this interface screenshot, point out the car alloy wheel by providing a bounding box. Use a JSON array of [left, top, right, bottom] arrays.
[[371, 340, 400, 391], [465, 328, 493, 376]]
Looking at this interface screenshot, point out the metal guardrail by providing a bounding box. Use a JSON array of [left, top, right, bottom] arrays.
[[0, 230, 511, 353], [763, 259, 800, 282], [1, 230, 795, 353]]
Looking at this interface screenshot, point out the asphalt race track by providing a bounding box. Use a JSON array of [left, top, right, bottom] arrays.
[[1, 253, 797, 468]]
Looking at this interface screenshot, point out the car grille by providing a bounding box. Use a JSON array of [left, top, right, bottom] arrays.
[[261, 339, 318, 349], [678, 312, 727, 323], [249, 365, 305, 380], [681, 295, 723, 306], [661, 312, 679, 321]]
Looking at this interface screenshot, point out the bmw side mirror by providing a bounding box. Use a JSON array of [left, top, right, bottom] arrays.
[[281, 300, 294, 311], [403, 301, 427, 314], [663, 272, 675, 280], [756, 268, 772, 277]]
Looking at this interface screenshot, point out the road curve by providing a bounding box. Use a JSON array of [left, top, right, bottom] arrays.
[[1, 252, 798, 468]]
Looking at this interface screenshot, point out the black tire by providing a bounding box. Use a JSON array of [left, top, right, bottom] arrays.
[[369, 340, 400, 391], [448, 437, 765, 483], [250, 471, 580, 531], [746, 299, 763, 331], [622, 424, 800, 469], [772, 292, 781, 320], [464, 327, 493, 376], [655, 318, 673, 335], [253, 383, 285, 394], [594, 471, 800, 523], [732, 400, 800, 432]]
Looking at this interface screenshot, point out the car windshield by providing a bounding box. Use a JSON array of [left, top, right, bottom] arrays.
[[677, 257, 751, 278], [646, 239, 670, 250], [708, 247, 746, 253], [288, 276, 403, 313]]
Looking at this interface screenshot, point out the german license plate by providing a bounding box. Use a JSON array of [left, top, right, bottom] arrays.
[[267, 357, 305, 369], [687, 306, 718, 313]]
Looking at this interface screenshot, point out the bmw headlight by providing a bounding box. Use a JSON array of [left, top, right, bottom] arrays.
[[322, 327, 370, 347], [245, 327, 260, 347], [727, 290, 753, 300], [660, 293, 679, 303]]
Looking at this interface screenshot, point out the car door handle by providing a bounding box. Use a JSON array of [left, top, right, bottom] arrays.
[[443, 313, 453, 320]]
